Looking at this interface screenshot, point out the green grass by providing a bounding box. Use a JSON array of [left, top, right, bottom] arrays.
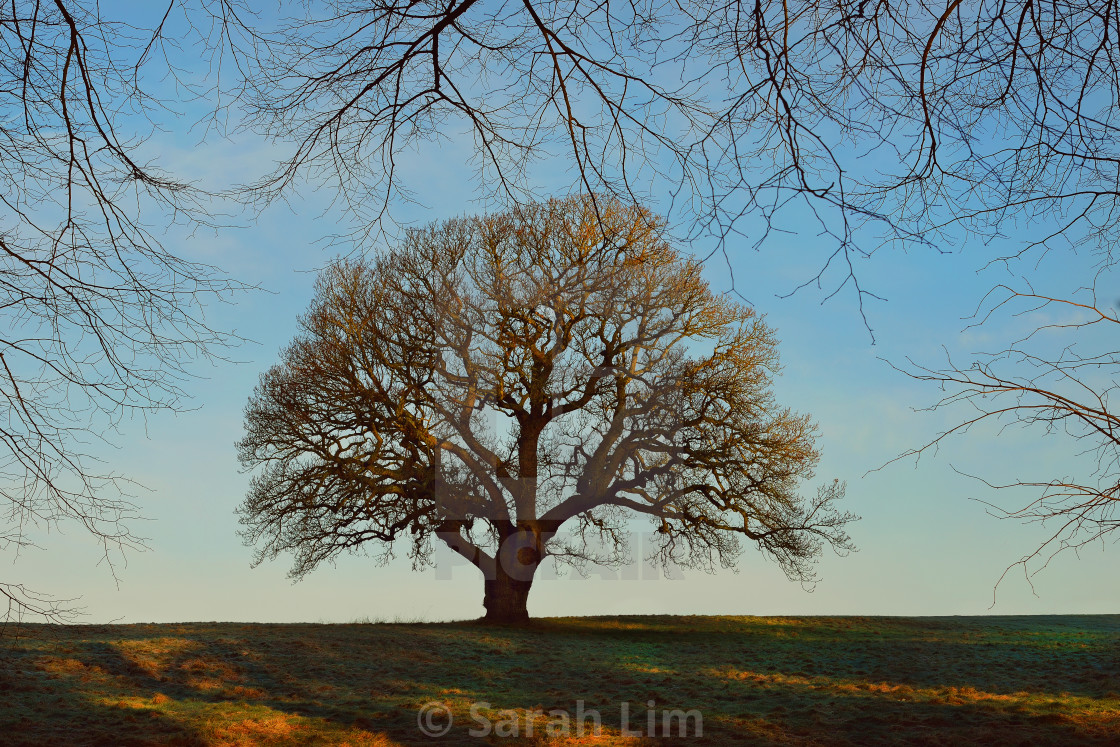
[[1, 615, 1118, 745]]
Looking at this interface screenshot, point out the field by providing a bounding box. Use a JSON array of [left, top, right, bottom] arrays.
[[1, 615, 1118, 745]]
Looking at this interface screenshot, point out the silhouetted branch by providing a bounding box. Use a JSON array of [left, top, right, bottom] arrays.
[[888, 288, 1119, 582], [227, 1, 1120, 326], [0, 0, 241, 620]]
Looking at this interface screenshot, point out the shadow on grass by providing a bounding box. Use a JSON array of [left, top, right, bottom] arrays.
[[0, 633, 207, 746], [1, 615, 1117, 745]]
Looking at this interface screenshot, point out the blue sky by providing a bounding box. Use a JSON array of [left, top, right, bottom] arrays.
[[8, 3, 1118, 622]]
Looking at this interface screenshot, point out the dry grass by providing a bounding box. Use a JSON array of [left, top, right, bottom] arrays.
[[1, 615, 1117, 745]]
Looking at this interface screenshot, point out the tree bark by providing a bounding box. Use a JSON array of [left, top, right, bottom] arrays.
[[480, 524, 544, 623], [482, 568, 533, 624]]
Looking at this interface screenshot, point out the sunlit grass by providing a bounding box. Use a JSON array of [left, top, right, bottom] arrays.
[[1, 615, 1117, 744]]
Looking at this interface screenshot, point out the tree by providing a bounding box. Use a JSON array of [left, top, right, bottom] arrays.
[[218, 0, 1120, 586], [0, 1, 236, 620], [237, 196, 854, 623], [230, 0, 1120, 579]]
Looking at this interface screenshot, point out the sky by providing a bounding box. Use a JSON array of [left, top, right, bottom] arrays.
[[7, 3, 1119, 623]]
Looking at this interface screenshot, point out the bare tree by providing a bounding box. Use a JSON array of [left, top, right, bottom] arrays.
[[894, 288, 1120, 584], [0, 1, 238, 621], [237, 196, 853, 623], [225, 1, 1120, 586]]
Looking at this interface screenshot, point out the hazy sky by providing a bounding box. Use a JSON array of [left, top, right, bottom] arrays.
[[9, 3, 1118, 623]]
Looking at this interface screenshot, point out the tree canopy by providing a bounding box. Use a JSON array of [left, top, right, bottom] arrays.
[[238, 196, 854, 622]]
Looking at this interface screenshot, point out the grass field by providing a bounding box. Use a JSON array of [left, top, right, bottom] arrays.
[[1, 615, 1118, 745]]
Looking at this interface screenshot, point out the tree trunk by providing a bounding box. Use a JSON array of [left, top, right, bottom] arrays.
[[482, 568, 533, 624]]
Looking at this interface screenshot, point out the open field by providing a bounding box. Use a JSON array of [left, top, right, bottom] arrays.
[[1, 615, 1118, 745]]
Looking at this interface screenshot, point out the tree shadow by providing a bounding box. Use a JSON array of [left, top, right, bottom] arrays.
[[1, 615, 1117, 745]]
